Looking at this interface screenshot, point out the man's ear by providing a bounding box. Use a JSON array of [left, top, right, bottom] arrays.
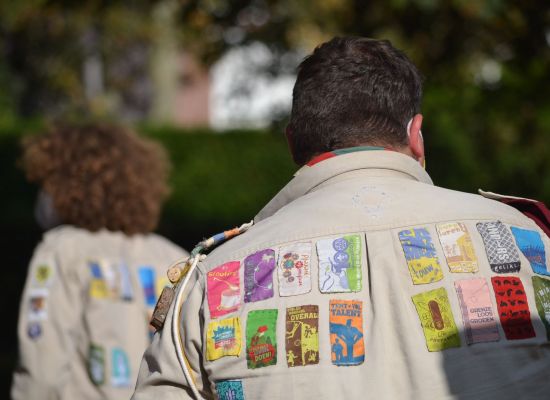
[[408, 114, 424, 166]]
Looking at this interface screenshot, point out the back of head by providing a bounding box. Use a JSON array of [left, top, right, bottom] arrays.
[[288, 36, 423, 165], [21, 124, 171, 235]]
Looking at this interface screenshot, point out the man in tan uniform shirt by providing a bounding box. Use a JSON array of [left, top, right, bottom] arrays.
[[133, 37, 550, 399], [12, 125, 188, 399]]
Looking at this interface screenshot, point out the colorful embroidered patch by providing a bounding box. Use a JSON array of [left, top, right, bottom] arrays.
[[317, 235, 362, 293], [88, 344, 105, 386], [89, 261, 109, 299], [33, 263, 55, 286], [491, 276, 535, 340], [412, 288, 461, 351], [436, 222, 479, 273], [399, 228, 444, 284], [27, 322, 42, 340], [216, 380, 245, 400], [329, 300, 364, 366], [138, 266, 157, 307], [207, 261, 241, 319], [285, 305, 319, 367], [477, 221, 521, 273], [244, 249, 276, 302], [111, 348, 131, 387], [511, 227, 548, 276], [277, 242, 312, 296], [246, 309, 277, 369], [118, 263, 134, 301], [532, 276, 550, 340], [454, 279, 499, 344], [102, 261, 122, 299], [28, 288, 48, 322], [206, 317, 242, 361]]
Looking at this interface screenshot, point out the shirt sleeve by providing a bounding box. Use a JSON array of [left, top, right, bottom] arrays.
[[132, 269, 211, 400], [11, 239, 84, 400]]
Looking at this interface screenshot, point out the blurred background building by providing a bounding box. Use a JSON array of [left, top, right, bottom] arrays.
[[1, 0, 549, 396]]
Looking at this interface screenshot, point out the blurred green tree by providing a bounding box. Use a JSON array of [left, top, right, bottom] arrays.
[[176, 0, 550, 200]]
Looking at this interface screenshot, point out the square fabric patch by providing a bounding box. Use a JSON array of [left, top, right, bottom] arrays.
[[138, 266, 156, 307], [246, 309, 278, 369], [88, 261, 109, 299], [244, 249, 276, 303], [329, 300, 364, 366], [206, 317, 242, 361], [399, 228, 444, 284], [477, 221, 521, 273], [33, 262, 56, 287], [436, 222, 479, 273], [111, 348, 131, 387], [28, 288, 48, 322], [285, 305, 319, 367], [118, 263, 134, 301], [317, 235, 362, 293], [88, 344, 105, 386], [454, 279, 499, 344], [511, 227, 548, 276], [491, 276, 535, 340], [277, 242, 312, 296], [532, 276, 550, 340], [412, 288, 461, 351], [216, 380, 245, 400], [207, 261, 241, 319]]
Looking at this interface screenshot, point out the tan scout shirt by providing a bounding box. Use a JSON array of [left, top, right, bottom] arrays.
[[12, 225, 187, 400], [133, 151, 550, 400]]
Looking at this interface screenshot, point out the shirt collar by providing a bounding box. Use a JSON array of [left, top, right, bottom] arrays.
[[255, 149, 433, 222]]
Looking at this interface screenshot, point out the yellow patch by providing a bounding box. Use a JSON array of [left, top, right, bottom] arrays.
[[206, 317, 241, 361], [89, 279, 109, 299]]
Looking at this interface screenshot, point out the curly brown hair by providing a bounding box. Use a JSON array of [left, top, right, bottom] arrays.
[[21, 124, 171, 235]]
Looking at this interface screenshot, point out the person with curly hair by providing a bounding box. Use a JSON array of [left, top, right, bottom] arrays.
[[11, 124, 188, 400]]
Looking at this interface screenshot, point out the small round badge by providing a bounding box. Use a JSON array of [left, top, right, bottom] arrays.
[[27, 322, 42, 340]]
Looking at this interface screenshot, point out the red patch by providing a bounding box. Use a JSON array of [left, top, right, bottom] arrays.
[[491, 276, 535, 340]]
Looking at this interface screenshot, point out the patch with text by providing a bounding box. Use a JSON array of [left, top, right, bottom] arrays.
[[207, 317, 242, 361], [412, 287, 461, 351], [437, 222, 479, 273], [455, 278, 499, 344], [285, 305, 319, 367], [246, 309, 277, 369], [399, 228, 444, 284], [511, 227, 548, 276], [277, 242, 312, 297], [207, 261, 241, 319], [329, 300, 364, 366], [477, 221, 521, 273], [532, 276, 550, 340]]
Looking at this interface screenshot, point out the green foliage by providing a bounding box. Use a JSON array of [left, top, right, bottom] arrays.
[[143, 126, 296, 227]]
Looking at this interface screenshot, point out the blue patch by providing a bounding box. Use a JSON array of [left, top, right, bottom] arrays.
[[27, 322, 42, 339], [138, 267, 156, 307], [511, 227, 548, 276], [216, 380, 245, 400], [399, 228, 437, 260], [111, 348, 131, 387], [89, 262, 103, 278], [118, 263, 134, 301]]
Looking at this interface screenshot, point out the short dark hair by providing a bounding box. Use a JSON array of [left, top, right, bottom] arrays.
[[21, 124, 171, 235], [288, 37, 423, 165]]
